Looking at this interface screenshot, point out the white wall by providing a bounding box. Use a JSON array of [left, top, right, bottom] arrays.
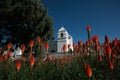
[[57, 27, 73, 52]]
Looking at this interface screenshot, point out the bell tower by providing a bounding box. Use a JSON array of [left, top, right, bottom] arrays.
[[57, 26, 73, 52]]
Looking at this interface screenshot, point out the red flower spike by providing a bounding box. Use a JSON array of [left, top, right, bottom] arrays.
[[63, 44, 66, 52], [86, 41, 89, 46], [20, 44, 26, 52], [105, 35, 110, 44], [7, 42, 12, 50], [45, 42, 49, 51], [109, 61, 114, 70], [82, 43, 86, 49], [36, 36, 41, 43], [78, 40, 82, 46], [68, 44, 71, 49], [106, 46, 112, 57], [83, 61, 87, 69], [30, 56, 35, 67], [29, 40, 34, 48], [113, 40, 117, 46], [67, 55, 71, 62], [87, 25, 91, 31], [86, 65, 92, 78], [98, 55, 102, 62], [93, 35, 99, 43], [73, 43, 76, 48], [3, 54, 8, 60], [97, 45, 101, 50], [16, 60, 21, 71], [111, 58, 115, 63]]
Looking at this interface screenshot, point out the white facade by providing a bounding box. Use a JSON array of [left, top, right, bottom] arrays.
[[57, 27, 73, 52]]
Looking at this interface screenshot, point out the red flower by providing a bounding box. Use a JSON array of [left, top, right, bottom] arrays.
[[105, 35, 110, 44], [87, 25, 91, 31], [45, 42, 49, 51], [21, 56, 26, 62], [3, 54, 8, 60], [109, 61, 114, 70], [36, 36, 41, 43], [112, 52, 116, 58], [73, 43, 76, 48], [90, 38, 93, 44], [93, 35, 99, 43], [111, 58, 115, 63], [106, 46, 112, 57], [63, 44, 66, 52], [30, 56, 35, 67], [78, 40, 82, 46], [29, 40, 34, 48], [97, 45, 101, 50], [86, 41, 89, 46], [98, 55, 102, 62], [83, 49, 87, 56], [16, 60, 21, 71], [113, 40, 117, 46], [86, 65, 92, 78], [7, 42, 12, 50], [75, 45, 79, 51], [68, 44, 71, 49], [82, 43, 86, 49], [66, 55, 71, 62], [20, 44, 26, 52], [83, 61, 87, 69]]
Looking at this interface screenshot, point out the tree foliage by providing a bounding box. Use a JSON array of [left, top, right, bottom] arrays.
[[0, 0, 54, 44]]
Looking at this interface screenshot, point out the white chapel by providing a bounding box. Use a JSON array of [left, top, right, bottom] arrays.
[[57, 27, 73, 52]]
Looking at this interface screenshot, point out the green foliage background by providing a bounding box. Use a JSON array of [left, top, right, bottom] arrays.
[[0, 0, 54, 44]]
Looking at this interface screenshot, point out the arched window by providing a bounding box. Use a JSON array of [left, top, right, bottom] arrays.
[[61, 33, 63, 38]]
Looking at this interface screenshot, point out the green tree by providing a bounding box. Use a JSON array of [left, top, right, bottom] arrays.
[[0, 0, 54, 44]]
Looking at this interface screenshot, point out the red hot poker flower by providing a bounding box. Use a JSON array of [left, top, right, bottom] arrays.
[[66, 55, 71, 62], [78, 40, 82, 46], [68, 44, 71, 49], [86, 65, 92, 78], [87, 25, 91, 31], [73, 43, 76, 48], [97, 45, 101, 50], [98, 55, 102, 62], [36, 36, 41, 43], [30, 56, 35, 67], [109, 61, 114, 70], [29, 40, 34, 48], [16, 60, 21, 71], [83, 61, 87, 69], [3, 54, 8, 60], [45, 42, 49, 51], [63, 44, 66, 52], [7, 42, 12, 50], [93, 35, 99, 43], [113, 40, 117, 46], [105, 35, 110, 44], [20, 44, 26, 52], [106, 45, 112, 57]]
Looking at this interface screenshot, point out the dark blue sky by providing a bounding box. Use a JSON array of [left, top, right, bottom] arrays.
[[41, 0, 120, 43]]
